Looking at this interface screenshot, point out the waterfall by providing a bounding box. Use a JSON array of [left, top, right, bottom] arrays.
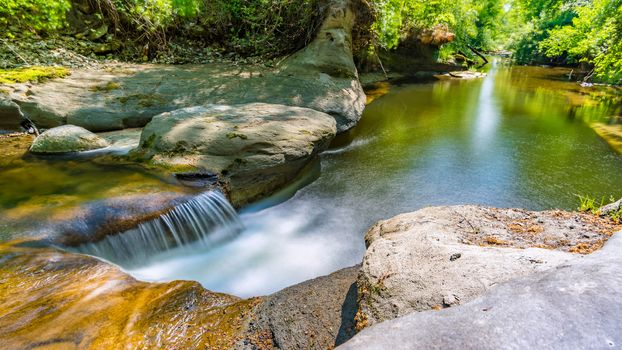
[[70, 191, 242, 268]]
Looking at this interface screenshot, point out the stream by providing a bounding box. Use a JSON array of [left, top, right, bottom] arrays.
[[1, 62, 621, 297], [129, 62, 622, 296]]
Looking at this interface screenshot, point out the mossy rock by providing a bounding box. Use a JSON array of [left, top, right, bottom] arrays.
[[30, 125, 110, 154]]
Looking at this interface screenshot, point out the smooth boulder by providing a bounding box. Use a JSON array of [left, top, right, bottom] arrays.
[[355, 205, 619, 329], [29, 124, 109, 153], [130, 103, 336, 206], [339, 231, 622, 350]]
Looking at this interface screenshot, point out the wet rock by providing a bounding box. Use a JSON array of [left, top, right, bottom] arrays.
[[0, 97, 22, 131], [339, 231, 622, 350], [130, 103, 336, 207], [355, 206, 620, 329], [42, 191, 194, 246], [29, 125, 110, 153], [0, 242, 259, 349], [239, 265, 360, 350]]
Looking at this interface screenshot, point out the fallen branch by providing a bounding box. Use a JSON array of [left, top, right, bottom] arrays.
[[375, 51, 388, 80], [1, 39, 29, 65], [468, 45, 488, 66]]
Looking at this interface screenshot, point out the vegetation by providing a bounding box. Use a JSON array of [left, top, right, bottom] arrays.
[[0, 0, 327, 58], [0, 0, 619, 82], [509, 0, 622, 84], [577, 194, 622, 222], [0, 66, 70, 83], [577, 194, 605, 214], [0, 0, 70, 33], [368, 0, 507, 59]]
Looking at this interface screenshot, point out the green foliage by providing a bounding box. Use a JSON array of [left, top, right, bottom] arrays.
[[0, 0, 70, 33], [577, 194, 604, 214], [0, 66, 70, 84], [369, 0, 506, 61], [509, 0, 622, 84], [93, 0, 325, 57]]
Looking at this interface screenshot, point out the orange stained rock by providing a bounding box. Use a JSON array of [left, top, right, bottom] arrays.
[[0, 242, 260, 349]]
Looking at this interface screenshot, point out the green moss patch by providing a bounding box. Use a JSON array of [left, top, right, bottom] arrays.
[[0, 66, 70, 84], [90, 81, 121, 92]]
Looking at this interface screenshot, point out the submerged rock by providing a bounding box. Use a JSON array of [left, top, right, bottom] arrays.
[[30, 125, 109, 153], [339, 231, 622, 350], [355, 206, 620, 329], [130, 103, 336, 207]]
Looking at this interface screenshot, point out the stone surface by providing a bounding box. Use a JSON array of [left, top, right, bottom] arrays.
[[130, 103, 336, 207], [29, 124, 109, 153], [40, 191, 194, 246], [339, 231, 622, 350], [600, 198, 622, 217], [0, 98, 22, 131], [239, 265, 360, 349], [0, 242, 260, 350], [355, 206, 621, 328]]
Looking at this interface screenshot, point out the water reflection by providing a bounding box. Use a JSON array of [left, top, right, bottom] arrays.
[[129, 64, 622, 297]]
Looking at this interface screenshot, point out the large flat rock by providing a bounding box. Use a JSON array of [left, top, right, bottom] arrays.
[[339, 231, 622, 350], [130, 103, 337, 207], [355, 206, 621, 329]]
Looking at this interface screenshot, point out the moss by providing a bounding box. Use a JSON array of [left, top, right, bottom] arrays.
[[116, 93, 165, 107], [0, 66, 70, 84], [90, 81, 121, 92], [226, 132, 248, 140]]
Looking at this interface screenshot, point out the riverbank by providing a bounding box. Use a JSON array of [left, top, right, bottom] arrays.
[[1, 204, 620, 349]]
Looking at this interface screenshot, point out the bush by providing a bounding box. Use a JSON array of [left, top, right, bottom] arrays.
[[0, 0, 70, 33]]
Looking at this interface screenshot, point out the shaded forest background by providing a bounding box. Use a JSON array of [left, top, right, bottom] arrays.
[[0, 0, 621, 84]]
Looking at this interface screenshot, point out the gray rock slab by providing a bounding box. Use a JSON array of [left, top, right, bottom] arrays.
[[339, 231, 622, 350]]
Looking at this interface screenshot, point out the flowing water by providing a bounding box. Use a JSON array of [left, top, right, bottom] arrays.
[[127, 62, 622, 296], [1, 62, 621, 297], [69, 191, 242, 268]]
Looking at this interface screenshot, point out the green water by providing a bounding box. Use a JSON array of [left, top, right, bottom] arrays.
[[127, 62, 622, 297]]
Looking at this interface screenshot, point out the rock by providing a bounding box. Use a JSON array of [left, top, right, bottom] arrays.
[[92, 41, 121, 55], [338, 231, 622, 350], [2, 63, 364, 133], [0, 97, 22, 131], [600, 198, 622, 217], [40, 191, 194, 246], [88, 24, 109, 41], [441, 71, 487, 79], [29, 125, 110, 153], [0, 242, 259, 349], [239, 265, 360, 349], [355, 206, 620, 329], [278, 0, 366, 130], [130, 103, 336, 207]]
